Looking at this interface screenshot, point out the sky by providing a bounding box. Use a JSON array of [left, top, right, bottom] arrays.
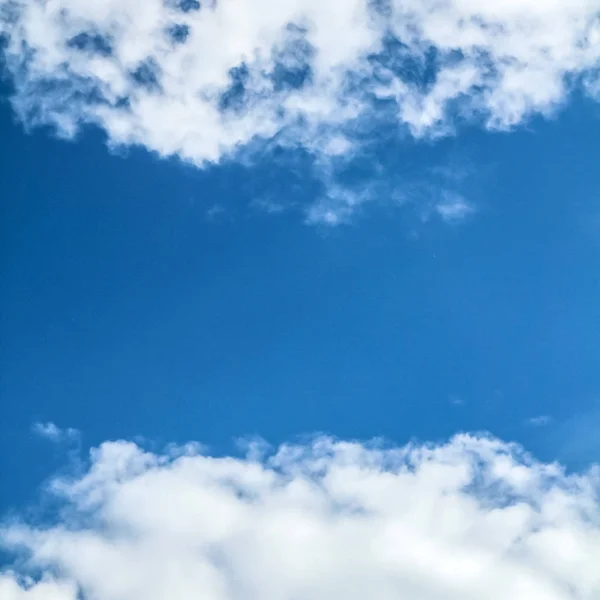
[[1, 1, 600, 598]]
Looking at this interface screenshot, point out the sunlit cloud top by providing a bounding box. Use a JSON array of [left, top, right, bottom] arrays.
[[2, 435, 600, 600]]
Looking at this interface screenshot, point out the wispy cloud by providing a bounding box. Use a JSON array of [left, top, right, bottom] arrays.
[[2, 434, 600, 599], [1, 0, 599, 223], [435, 192, 476, 224], [204, 203, 228, 221], [449, 394, 465, 407], [526, 415, 553, 427], [32, 422, 80, 443]]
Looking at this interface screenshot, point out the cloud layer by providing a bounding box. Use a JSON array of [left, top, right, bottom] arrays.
[[1, 0, 599, 221], [2, 434, 600, 599], [2, 0, 600, 154]]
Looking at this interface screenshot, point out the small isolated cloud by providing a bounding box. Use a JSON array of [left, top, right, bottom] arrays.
[[204, 203, 227, 221], [527, 415, 553, 427], [1, 0, 599, 222], [406, 177, 476, 228], [2, 434, 600, 599], [250, 196, 287, 215], [31, 422, 79, 443], [435, 192, 476, 224], [449, 394, 465, 406]]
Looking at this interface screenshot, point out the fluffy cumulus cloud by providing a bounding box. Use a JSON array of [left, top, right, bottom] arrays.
[[2, 434, 600, 599], [1, 0, 600, 222]]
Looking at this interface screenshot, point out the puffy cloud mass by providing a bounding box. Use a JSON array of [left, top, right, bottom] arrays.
[[1, 0, 599, 222], [1, 0, 600, 162], [2, 434, 600, 599]]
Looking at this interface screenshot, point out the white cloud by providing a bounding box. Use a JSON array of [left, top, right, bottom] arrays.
[[435, 191, 475, 223], [0, 575, 77, 600], [2, 434, 600, 599], [31, 422, 80, 443], [1, 0, 599, 223]]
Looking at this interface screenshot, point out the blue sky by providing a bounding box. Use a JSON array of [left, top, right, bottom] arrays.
[[2, 1, 600, 598]]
